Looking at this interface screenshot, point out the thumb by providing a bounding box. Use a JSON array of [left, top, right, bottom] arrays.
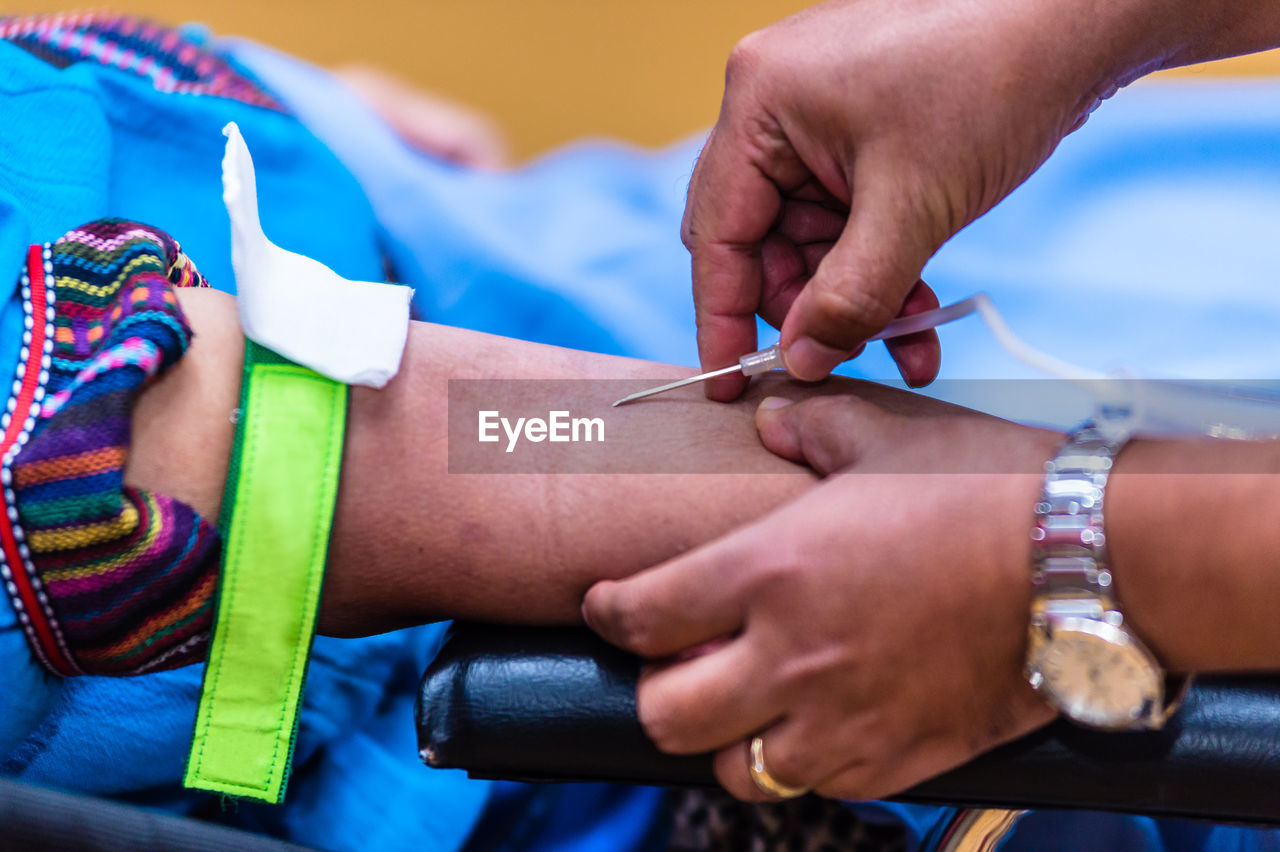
[[780, 183, 932, 381], [755, 395, 881, 475]]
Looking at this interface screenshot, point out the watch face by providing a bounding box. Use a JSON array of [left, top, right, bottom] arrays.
[[1030, 618, 1162, 730]]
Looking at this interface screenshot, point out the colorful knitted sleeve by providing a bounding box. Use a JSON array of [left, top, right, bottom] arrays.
[[0, 219, 221, 677]]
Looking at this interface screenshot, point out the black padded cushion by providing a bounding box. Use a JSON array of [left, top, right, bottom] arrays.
[[418, 623, 1280, 825]]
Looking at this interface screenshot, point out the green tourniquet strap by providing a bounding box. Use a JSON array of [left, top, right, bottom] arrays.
[[184, 340, 348, 803]]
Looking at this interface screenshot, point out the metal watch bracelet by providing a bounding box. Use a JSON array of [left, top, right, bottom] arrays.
[[1030, 424, 1122, 624], [1028, 423, 1191, 730]]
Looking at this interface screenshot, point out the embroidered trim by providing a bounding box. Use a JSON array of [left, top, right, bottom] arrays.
[[0, 12, 284, 112], [0, 244, 80, 675]]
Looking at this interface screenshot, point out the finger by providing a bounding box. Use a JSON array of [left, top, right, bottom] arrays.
[[636, 638, 780, 755], [759, 235, 808, 330], [684, 128, 777, 401], [780, 174, 847, 206], [758, 240, 835, 331], [775, 200, 845, 245], [712, 731, 805, 803], [799, 241, 833, 275], [582, 539, 748, 659], [744, 715, 861, 798], [687, 104, 813, 400], [883, 280, 942, 388], [754, 395, 884, 474], [682, 131, 754, 400], [780, 178, 934, 381], [715, 716, 861, 801]]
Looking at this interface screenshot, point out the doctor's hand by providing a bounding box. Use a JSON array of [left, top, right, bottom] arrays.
[[685, 0, 1248, 398], [583, 391, 1062, 800]]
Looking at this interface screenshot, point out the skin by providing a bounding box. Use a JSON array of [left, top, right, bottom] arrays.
[[126, 294, 1280, 806], [585, 394, 1280, 801], [583, 0, 1280, 803], [126, 6, 1280, 801], [127, 288, 843, 636], [683, 0, 1280, 394]]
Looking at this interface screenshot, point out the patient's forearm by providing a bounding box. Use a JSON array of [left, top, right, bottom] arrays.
[[127, 290, 818, 636], [328, 318, 822, 634]]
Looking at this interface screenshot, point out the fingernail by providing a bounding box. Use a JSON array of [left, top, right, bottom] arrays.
[[757, 396, 794, 412], [784, 336, 846, 381]]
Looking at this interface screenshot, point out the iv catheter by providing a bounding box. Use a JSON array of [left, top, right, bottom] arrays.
[[612, 295, 987, 407]]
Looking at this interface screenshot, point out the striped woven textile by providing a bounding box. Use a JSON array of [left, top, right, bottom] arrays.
[[0, 11, 284, 112], [0, 220, 221, 676]]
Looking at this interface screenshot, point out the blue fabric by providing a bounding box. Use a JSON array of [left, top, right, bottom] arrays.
[[464, 782, 669, 852], [7, 26, 1280, 850], [0, 584, 61, 760], [0, 38, 489, 852], [1006, 811, 1280, 852], [0, 40, 84, 767]]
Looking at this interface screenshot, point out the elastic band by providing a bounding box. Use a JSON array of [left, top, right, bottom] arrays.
[[184, 340, 347, 803]]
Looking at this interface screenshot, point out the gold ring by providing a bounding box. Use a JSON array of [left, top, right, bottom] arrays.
[[748, 735, 809, 799]]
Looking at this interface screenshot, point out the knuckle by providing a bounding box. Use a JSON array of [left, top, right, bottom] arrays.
[[775, 648, 853, 695], [589, 588, 662, 656], [742, 552, 803, 601], [724, 30, 773, 84]]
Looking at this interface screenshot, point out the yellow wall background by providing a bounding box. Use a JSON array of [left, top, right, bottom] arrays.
[[6, 1, 1280, 160]]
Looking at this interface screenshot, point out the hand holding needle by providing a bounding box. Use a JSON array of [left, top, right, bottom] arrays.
[[612, 296, 982, 407]]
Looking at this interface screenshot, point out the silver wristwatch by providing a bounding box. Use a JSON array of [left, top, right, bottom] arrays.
[[1025, 424, 1188, 731]]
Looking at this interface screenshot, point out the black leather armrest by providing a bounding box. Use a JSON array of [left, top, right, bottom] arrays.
[[417, 623, 1280, 826]]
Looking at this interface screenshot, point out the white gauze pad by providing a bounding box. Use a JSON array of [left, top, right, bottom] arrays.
[[221, 121, 413, 388]]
